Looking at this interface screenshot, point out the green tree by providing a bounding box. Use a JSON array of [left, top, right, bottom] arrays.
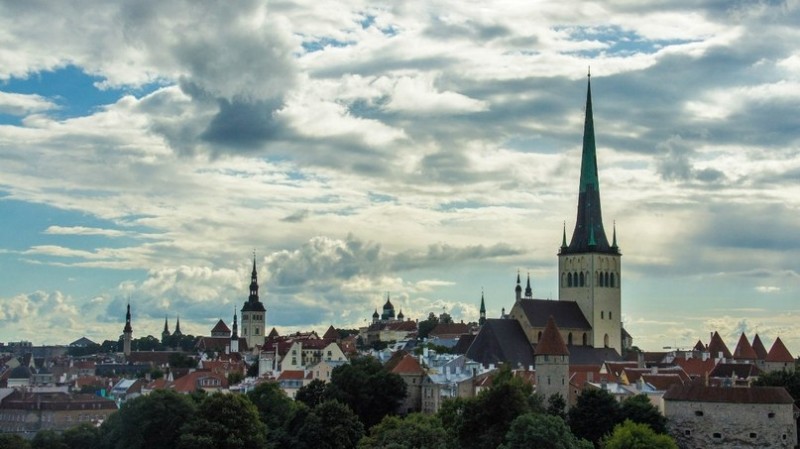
[[294, 400, 364, 449], [168, 352, 197, 369], [178, 393, 266, 449], [619, 394, 667, 434], [417, 313, 439, 340], [358, 413, 450, 449], [446, 366, 534, 449], [61, 423, 100, 449], [247, 382, 299, 448], [31, 431, 66, 449], [499, 413, 592, 449], [325, 356, 406, 428], [0, 434, 31, 449], [568, 388, 621, 447], [547, 393, 567, 420], [98, 388, 197, 449], [601, 420, 678, 449], [296, 378, 327, 408], [227, 371, 244, 386]]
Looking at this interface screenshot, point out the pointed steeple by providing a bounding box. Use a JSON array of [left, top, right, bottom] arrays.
[[561, 221, 568, 250], [611, 220, 618, 250], [562, 72, 616, 255], [242, 251, 266, 313], [123, 302, 132, 333], [173, 314, 182, 336], [752, 334, 768, 360], [231, 310, 238, 340], [515, 271, 522, 302], [163, 316, 169, 333], [479, 289, 486, 326], [525, 273, 533, 298]]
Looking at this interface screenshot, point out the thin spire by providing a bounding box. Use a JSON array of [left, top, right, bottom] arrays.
[[525, 272, 533, 298], [612, 220, 618, 249], [561, 221, 568, 249], [163, 316, 169, 333], [564, 74, 615, 254], [515, 270, 522, 301], [123, 301, 132, 333]]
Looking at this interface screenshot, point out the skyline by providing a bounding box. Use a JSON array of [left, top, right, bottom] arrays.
[[0, 1, 798, 354]]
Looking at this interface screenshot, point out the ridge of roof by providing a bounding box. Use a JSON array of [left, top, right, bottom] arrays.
[[535, 316, 569, 356], [766, 336, 794, 363]]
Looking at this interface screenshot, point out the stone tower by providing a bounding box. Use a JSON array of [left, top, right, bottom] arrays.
[[558, 73, 622, 354], [230, 310, 239, 353], [535, 316, 570, 407], [241, 253, 267, 348], [122, 302, 133, 357]]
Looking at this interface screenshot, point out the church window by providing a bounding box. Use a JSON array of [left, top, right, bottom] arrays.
[[609, 311, 612, 320], [610, 273, 615, 288], [573, 272, 578, 286], [604, 272, 610, 287], [603, 334, 609, 348], [601, 311, 604, 319], [567, 273, 573, 287], [579, 272, 585, 286], [568, 333, 573, 345], [582, 333, 587, 346]]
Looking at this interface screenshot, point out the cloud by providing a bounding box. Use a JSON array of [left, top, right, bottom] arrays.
[[44, 225, 129, 237], [0, 91, 58, 115]]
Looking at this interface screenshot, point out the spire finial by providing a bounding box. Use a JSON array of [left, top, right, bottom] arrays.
[[612, 220, 618, 248], [588, 66, 591, 78]]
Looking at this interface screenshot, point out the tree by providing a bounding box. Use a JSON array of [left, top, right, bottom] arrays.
[[417, 313, 439, 340], [0, 434, 31, 449], [358, 413, 450, 449], [61, 423, 100, 449], [568, 388, 621, 447], [226, 371, 244, 386], [446, 366, 534, 449], [246, 382, 299, 447], [295, 400, 364, 449], [499, 413, 592, 449], [325, 356, 406, 428], [98, 388, 197, 449], [296, 378, 327, 408], [168, 352, 197, 369], [601, 420, 678, 449], [547, 393, 567, 420], [178, 392, 266, 449], [619, 394, 667, 434], [31, 431, 66, 449]]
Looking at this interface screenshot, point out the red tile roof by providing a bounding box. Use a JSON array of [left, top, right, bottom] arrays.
[[278, 370, 307, 380], [390, 354, 425, 375], [692, 340, 705, 352], [707, 331, 732, 359], [766, 337, 794, 363], [210, 319, 231, 334], [641, 373, 685, 391], [323, 325, 338, 340], [673, 357, 716, 378], [733, 333, 757, 360], [172, 370, 227, 393], [751, 334, 768, 360], [534, 316, 569, 356], [664, 384, 793, 404], [430, 323, 470, 338]]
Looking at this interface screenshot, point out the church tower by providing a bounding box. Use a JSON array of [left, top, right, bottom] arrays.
[[558, 73, 622, 354], [230, 310, 239, 353], [122, 302, 133, 357], [161, 316, 171, 344], [535, 316, 570, 408], [241, 253, 267, 348]]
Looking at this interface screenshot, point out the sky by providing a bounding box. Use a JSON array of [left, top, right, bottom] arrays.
[[0, 1, 798, 355]]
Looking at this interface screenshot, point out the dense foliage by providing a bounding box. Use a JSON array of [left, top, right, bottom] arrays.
[[601, 420, 678, 449]]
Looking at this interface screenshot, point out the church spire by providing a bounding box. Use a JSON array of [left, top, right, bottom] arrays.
[[525, 273, 533, 298], [231, 309, 238, 340], [123, 301, 132, 333], [515, 270, 522, 302], [479, 289, 486, 326], [562, 72, 616, 255], [249, 251, 259, 303]]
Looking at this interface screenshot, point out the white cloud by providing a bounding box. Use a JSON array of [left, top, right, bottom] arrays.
[[0, 91, 57, 115]]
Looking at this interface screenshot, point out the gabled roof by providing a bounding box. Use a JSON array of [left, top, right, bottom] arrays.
[[211, 319, 231, 334], [692, 340, 706, 352], [69, 337, 97, 347], [172, 370, 227, 393], [707, 332, 732, 359], [535, 316, 569, 356], [268, 327, 280, 338], [664, 384, 793, 404], [751, 334, 768, 360], [278, 370, 307, 380], [452, 334, 476, 355], [733, 333, 757, 360], [465, 319, 535, 368], [641, 373, 685, 391], [766, 337, 794, 363], [515, 299, 591, 330], [673, 357, 717, 378], [567, 345, 621, 365], [322, 325, 338, 340]]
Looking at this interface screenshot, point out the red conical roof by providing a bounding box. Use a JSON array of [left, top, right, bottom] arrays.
[[733, 333, 757, 360], [766, 337, 794, 363], [322, 325, 338, 340], [535, 316, 569, 356], [707, 331, 732, 359], [752, 334, 768, 360], [693, 339, 706, 352]]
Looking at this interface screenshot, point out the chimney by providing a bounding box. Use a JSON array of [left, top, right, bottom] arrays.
[[650, 366, 657, 375], [636, 377, 644, 391], [637, 352, 645, 369]]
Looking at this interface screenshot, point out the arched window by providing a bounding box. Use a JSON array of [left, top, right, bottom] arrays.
[[568, 333, 573, 345], [601, 311, 604, 319], [610, 273, 615, 288], [579, 272, 585, 287], [609, 311, 613, 320], [538, 331, 542, 342], [605, 272, 610, 287], [582, 333, 588, 346], [567, 273, 573, 287], [604, 334, 609, 348], [561, 273, 566, 288]]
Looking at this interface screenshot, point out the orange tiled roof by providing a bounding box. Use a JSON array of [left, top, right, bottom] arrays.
[[751, 334, 768, 360], [535, 316, 569, 356], [766, 337, 794, 363], [733, 333, 757, 360], [390, 354, 425, 375], [707, 332, 732, 359]]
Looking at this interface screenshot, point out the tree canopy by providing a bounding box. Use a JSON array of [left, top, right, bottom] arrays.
[[177, 392, 266, 449], [359, 413, 449, 449], [568, 388, 621, 446], [619, 394, 667, 434], [499, 413, 592, 449], [295, 400, 364, 449], [601, 420, 678, 449]]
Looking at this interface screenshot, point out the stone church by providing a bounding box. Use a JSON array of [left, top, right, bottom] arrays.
[[468, 74, 628, 367]]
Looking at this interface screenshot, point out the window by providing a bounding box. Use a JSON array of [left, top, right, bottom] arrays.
[[601, 311, 604, 319], [567, 273, 573, 287], [684, 430, 691, 436], [768, 412, 776, 418], [579, 272, 585, 286], [609, 311, 612, 320], [568, 333, 573, 345], [750, 433, 757, 438], [610, 273, 615, 288], [582, 333, 588, 346], [695, 411, 703, 416], [712, 433, 721, 439], [603, 334, 609, 348], [538, 331, 542, 342]]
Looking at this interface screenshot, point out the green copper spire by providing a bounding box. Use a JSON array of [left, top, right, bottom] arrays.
[[561, 221, 568, 248], [563, 72, 617, 255]]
